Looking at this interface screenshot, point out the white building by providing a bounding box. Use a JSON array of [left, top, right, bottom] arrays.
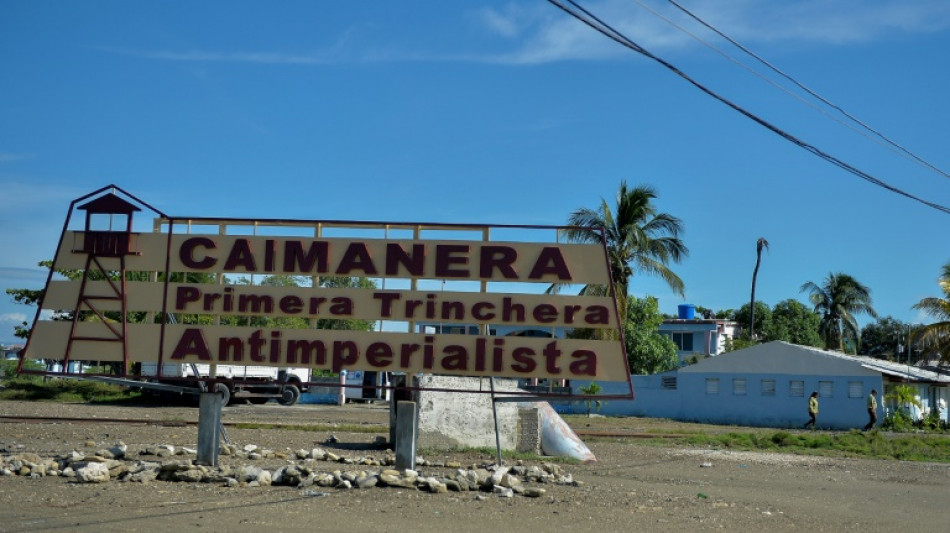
[[658, 318, 739, 364], [563, 341, 950, 430]]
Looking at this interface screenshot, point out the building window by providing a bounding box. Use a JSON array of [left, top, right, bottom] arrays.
[[733, 378, 747, 395], [789, 380, 804, 397], [761, 379, 776, 396], [661, 376, 677, 390], [819, 381, 834, 398], [669, 332, 693, 351], [848, 381, 863, 398], [705, 378, 720, 395]]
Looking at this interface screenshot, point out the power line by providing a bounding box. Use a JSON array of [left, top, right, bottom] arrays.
[[628, 0, 950, 182], [663, 0, 950, 181], [546, 0, 950, 215]]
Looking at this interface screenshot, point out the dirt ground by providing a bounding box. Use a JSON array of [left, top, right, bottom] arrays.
[[1, 400, 948, 532]]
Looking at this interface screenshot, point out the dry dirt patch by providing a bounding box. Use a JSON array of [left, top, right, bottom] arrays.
[[1, 401, 948, 532]]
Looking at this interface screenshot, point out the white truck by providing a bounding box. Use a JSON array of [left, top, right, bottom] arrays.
[[342, 370, 392, 402], [138, 363, 310, 406]]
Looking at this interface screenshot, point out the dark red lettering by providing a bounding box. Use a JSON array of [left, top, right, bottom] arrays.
[[366, 342, 393, 368], [435, 244, 469, 277], [528, 247, 571, 280], [337, 243, 377, 275], [279, 295, 303, 314], [511, 347, 536, 373], [479, 246, 518, 279], [569, 350, 597, 376], [171, 328, 211, 361], [175, 286, 200, 310], [533, 303, 558, 323], [283, 241, 329, 273], [223, 238, 256, 271], [179, 237, 216, 270], [386, 243, 425, 276]]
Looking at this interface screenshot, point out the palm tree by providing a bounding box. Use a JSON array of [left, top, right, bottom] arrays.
[[911, 261, 950, 365], [559, 181, 688, 321], [749, 237, 769, 339], [800, 273, 877, 352]]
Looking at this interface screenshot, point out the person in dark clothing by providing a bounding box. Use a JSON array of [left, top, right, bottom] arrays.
[[803, 391, 819, 429]]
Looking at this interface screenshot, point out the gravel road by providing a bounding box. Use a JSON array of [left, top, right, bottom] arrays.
[[1, 400, 948, 532]]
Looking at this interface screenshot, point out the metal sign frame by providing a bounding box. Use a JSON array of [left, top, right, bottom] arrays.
[[19, 185, 635, 401]]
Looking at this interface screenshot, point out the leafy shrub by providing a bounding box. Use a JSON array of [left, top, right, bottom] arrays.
[[917, 410, 947, 432], [883, 411, 915, 433]]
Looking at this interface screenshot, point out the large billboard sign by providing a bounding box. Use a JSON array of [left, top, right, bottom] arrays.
[[22, 186, 631, 390]]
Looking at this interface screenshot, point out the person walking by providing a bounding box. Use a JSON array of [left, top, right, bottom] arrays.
[[803, 391, 819, 429], [864, 389, 878, 430]]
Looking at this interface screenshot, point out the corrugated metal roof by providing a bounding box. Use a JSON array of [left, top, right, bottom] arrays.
[[681, 341, 950, 383], [773, 342, 950, 383]]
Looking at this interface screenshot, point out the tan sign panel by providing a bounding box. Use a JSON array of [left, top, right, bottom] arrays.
[[27, 322, 627, 381], [41, 281, 617, 329], [53, 232, 611, 285]]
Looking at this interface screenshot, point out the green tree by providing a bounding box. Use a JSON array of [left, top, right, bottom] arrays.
[[723, 336, 758, 353], [734, 301, 772, 341], [625, 296, 679, 374], [715, 308, 735, 320], [768, 299, 822, 347], [692, 305, 732, 320], [558, 181, 688, 323], [910, 261, 950, 366], [859, 317, 911, 361], [749, 237, 769, 339], [800, 273, 878, 353]]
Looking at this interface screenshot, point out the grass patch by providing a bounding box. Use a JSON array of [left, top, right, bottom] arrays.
[[0, 370, 141, 403], [673, 429, 950, 462]]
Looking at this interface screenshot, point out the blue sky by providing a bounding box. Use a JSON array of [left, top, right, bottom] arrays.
[[3, 0, 950, 346]]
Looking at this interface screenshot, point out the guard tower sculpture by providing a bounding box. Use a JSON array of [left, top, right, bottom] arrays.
[[63, 192, 141, 375]]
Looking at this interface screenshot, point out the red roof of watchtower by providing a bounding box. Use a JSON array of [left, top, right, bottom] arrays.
[[77, 193, 141, 215]]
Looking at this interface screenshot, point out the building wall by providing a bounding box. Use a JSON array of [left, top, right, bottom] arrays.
[[882, 381, 950, 422], [658, 320, 737, 363], [559, 373, 885, 430]]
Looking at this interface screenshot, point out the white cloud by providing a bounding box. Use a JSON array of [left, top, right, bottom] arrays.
[[475, 6, 523, 38], [0, 313, 27, 326], [94, 2, 950, 68], [472, 0, 950, 64], [114, 49, 334, 65], [683, 0, 950, 45]]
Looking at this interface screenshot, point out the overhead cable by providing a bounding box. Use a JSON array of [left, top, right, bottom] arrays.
[[663, 0, 950, 181], [630, 0, 950, 181], [546, 0, 950, 215]]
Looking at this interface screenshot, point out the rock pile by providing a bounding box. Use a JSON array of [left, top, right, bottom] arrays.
[[0, 442, 581, 499]]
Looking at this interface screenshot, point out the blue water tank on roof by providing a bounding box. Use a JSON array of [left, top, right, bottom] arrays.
[[677, 304, 695, 319]]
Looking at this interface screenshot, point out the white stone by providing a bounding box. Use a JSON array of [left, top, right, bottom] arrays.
[[77, 462, 110, 483]]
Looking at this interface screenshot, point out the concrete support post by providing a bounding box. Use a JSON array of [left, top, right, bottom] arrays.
[[338, 371, 347, 406], [394, 400, 417, 471], [197, 392, 222, 466], [389, 374, 417, 448]]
